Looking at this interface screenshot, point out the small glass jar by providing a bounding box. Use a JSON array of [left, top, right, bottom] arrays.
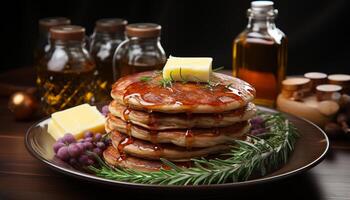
[[34, 17, 71, 63], [36, 25, 96, 115], [90, 18, 127, 101], [113, 23, 166, 78]]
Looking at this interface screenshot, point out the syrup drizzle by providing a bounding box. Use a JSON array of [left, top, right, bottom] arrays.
[[123, 107, 131, 122], [120, 72, 251, 111], [117, 136, 134, 162], [185, 129, 194, 149]]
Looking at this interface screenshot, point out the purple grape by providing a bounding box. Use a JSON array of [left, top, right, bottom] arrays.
[[104, 138, 112, 146], [84, 131, 93, 138], [76, 142, 86, 151], [96, 142, 105, 150], [69, 158, 78, 166], [57, 146, 70, 161], [101, 105, 109, 116], [63, 133, 76, 144], [68, 143, 82, 158], [83, 142, 93, 150], [93, 147, 102, 156], [251, 128, 267, 135], [84, 137, 93, 142], [53, 142, 65, 153], [94, 133, 102, 141], [250, 117, 265, 129], [77, 138, 84, 143], [251, 116, 264, 124], [57, 138, 64, 143], [78, 154, 89, 165], [86, 159, 94, 165]]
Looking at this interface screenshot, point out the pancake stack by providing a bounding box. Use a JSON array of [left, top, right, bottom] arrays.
[[104, 71, 256, 172]]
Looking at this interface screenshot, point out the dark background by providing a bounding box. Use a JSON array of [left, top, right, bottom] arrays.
[[1, 0, 349, 75]]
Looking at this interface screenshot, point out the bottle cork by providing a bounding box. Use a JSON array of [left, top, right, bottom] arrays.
[[281, 78, 311, 100], [328, 74, 350, 94], [304, 72, 327, 92], [316, 84, 342, 102]]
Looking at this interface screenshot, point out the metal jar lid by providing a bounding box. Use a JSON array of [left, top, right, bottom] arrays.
[[50, 25, 85, 41], [126, 23, 161, 38], [39, 17, 71, 32], [95, 18, 128, 33]]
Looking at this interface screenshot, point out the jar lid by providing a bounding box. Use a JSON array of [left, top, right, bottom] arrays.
[[50, 25, 85, 41], [126, 23, 161, 38], [304, 72, 327, 80], [251, 1, 274, 11], [95, 18, 128, 33], [39, 17, 71, 32]]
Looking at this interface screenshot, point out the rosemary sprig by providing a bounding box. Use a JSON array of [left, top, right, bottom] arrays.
[[205, 80, 220, 91], [213, 66, 225, 72], [140, 76, 152, 82], [160, 78, 173, 88], [89, 112, 298, 185]]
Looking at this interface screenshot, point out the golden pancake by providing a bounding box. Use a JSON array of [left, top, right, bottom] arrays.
[[111, 71, 255, 113], [110, 131, 232, 162], [106, 114, 250, 148], [108, 100, 256, 130]]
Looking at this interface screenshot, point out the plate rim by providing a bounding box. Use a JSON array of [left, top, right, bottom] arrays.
[[25, 106, 329, 189]]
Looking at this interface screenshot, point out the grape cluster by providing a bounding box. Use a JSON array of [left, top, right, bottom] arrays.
[[53, 131, 110, 167], [101, 105, 109, 117], [250, 116, 267, 135]]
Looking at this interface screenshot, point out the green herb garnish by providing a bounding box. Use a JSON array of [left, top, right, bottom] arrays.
[[205, 80, 220, 91], [140, 76, 152, 82], [213, 66, 225, 72], [160, 78, 173, 88], [89, 112, 298, 185]]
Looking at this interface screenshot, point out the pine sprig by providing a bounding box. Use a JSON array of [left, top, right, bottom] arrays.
[[88, 112, 298, 185]]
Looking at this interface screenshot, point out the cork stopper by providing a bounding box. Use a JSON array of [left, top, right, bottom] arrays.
[[95, 18, 128, 33], [304, 72, 328, 92], [328, 74, 350, 94], [281, 78, 311, 100], [126, 23, 161, 38], [316, 84, 342, 102], [39, 17, 71, 32], [50, 25, 85, 41]]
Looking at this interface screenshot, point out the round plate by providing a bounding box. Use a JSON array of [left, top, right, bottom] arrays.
[[25, 106, 329, 190]]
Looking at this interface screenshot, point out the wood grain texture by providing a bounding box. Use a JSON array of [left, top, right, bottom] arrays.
[[0, 67, 350, 200]]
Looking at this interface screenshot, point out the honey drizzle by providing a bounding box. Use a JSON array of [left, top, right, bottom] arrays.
[[117, 136, 134, 162], [185, 129, 194, 149]]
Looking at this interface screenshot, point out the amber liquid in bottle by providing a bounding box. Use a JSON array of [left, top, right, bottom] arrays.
[[117, 59, 165, 77], [36, 61, 96, 115], [233, 33, 287, 107], [92, 56, 115, 101]]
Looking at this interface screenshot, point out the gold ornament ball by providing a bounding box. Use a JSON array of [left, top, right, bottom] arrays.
[[8, 92, 38, 120]]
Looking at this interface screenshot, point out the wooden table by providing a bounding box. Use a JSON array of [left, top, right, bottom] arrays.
[[0, 67, 350, 200]]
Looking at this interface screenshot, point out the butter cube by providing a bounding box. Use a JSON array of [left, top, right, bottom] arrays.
[[47, 104, 106, 140], [162, 56, 213, 82]]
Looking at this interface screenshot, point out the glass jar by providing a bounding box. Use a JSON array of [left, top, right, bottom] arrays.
[[90, 18, 127, 101], [36, 25, 96, 115], [34, 17, 71, 63], [113, 23, 166, 78], [233, 1, 287, 107]]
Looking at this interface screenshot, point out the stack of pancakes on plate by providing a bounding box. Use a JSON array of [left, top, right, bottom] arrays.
[[104, 71, 256, 172]]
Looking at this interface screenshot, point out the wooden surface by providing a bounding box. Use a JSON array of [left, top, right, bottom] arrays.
[[1, 67, 350, 200]]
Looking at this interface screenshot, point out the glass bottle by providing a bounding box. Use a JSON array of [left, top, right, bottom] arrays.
[[90, 18, 127, 101], [36, 25, 96, 115], [34, 17, 71, 63], [113, 23, 166, 78], [233, 1, 287, 107]]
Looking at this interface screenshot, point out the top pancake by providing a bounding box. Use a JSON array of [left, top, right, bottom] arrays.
[[111, 71, 255, 113]]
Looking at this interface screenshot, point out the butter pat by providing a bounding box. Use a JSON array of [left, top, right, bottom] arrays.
[[162, 56, 213, 82], [47, 104, 106, 140]]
